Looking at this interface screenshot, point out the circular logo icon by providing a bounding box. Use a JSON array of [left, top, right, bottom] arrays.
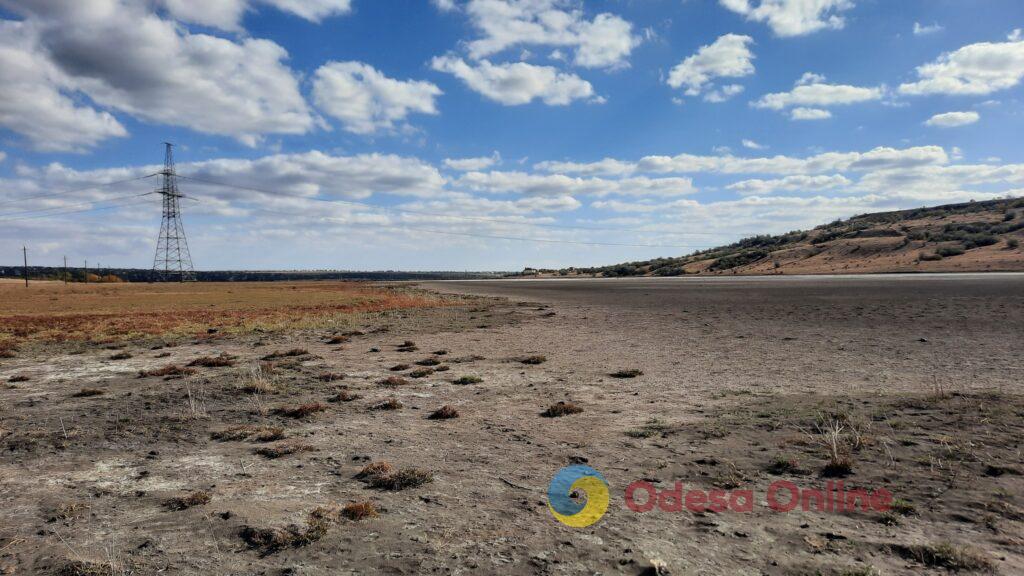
[[547, 465, 610, 528]]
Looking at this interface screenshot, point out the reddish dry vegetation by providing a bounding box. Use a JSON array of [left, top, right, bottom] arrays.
[[542, 401, 583, 417], [0, 281, 451, 343], [272, 402, 327, 419]]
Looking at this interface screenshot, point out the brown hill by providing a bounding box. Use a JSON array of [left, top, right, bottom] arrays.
[[535, 197, 1024, 277]]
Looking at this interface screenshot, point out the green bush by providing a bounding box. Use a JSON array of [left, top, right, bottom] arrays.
[[936, 245, 965, 257]]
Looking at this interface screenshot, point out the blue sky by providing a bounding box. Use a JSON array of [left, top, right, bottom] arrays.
[[1, 0, 1023, 271]]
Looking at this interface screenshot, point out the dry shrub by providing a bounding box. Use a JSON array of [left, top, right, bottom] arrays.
[[890, 543, 993, 572], [72, 388, 104, 398], [408, 368, 433, 378], [326, 335, 349, 344], [328, 390, 361, 403], [241, 505, 342, 554], [610, 369, 643, 378], [520, 355, 547, 365], [164, 490, 212, 511], [370, 397, 403, 411], [317, 372, 345, 382], [428, 405, 459, 420], [378, 376, 409, 388], [109, 352, 132, 360], [356, 463, 433, 491], [56, 560, 115, 576], [8, 375, 29, 383], [453, 375, 482, 385], [255, 441, 314, 459], [272, 402, 327, 419], [389, 364, 411, 372], [237, 363, 280, 394], [542, 401, 583, 417], [188, 353, 236, 368], [49, 501, 89, 522], [416, 358, 441, 366], [396, 340, 418, 352], [211, 425, 284, 442], [261, 348, 309, 361], [138, 364, 195, 378], [341, 501, 379, 521], [434, 365, 449, 372]]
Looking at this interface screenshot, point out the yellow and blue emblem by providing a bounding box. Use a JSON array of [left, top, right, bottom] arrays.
[[547, 465, 610, 528]]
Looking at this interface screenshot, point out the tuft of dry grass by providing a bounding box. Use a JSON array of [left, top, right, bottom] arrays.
[[389, 363, 410, 371], [370, 397, 403, 411], [211, 425, 284, 442], [272, 402, 327, 419], [357, 463, 433, 491], [317, 372, 345, 382], [8, 374, 29, 383], [326, 334, 349, 344], [396, 340, 418, 352], [542, 401, 583, 417], [408, 368, 434, 378], [138, 364, 195, 379], [164, 490, 212, 511], [428, 405, 460, 420], [328, 389, 361, 402], [416, 358, 441, 366], [519, 355, 547, 365], [49, 501, 89, 522], [109, 351, 132, 360], [254, 441, 314, 459], [341, 501, 379, 521], [71, 388, 105, 398], [610, 369, 643, 378], [261, 348, 309, 361], [890, 543, 993, 572], [378, 375, 409, 388], [625, 418, 668, 438], [56, 560, 115, 576], [236, 363, 280, 394], [241, 505, 341, 554], [453, 375, 482, 385], [187, 353, 236, 368]]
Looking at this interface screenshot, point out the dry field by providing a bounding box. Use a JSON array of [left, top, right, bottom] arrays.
[[0, 276, 1022, 575]]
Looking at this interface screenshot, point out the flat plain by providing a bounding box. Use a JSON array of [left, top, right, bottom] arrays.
[[1, 275, 1022, 575]]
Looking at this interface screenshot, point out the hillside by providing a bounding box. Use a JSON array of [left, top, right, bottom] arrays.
[[531, 197, 1024, 277]]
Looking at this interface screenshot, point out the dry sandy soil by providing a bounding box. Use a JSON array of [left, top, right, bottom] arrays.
[[1, 275, 1022, 575]]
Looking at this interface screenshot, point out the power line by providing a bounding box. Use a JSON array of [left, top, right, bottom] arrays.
[[0, 174, 156, 207], [0, 191, 153, 219], [0, 196, 155, 223], [177, 174, 745, 237]]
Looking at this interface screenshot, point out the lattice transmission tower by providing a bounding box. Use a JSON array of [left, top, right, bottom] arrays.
[[151, 143, 196, 282]]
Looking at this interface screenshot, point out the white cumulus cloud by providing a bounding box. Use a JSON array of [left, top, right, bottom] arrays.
[[924, 111, 980, 128], [667, 34, 755, 102], [431, 56, 594, 106], [753, 73, 882, 119], [719, 0, 854, 37], [312, 62, 442, 135], [899, 36, 1024, 96]]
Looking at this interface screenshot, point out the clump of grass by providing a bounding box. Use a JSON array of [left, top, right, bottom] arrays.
[[519, 355, 547, 365], [890, 543, 993, 572], [317, 372, 345, 382], [241, 505, 343, 553], [211, 425, 284, 442], [434, 365, 449, 372], [432, 350, 448, 356], [0, 344, 16, 359], [138, 364, 195, 379], [8, 375, 30, 383], [109, 352, 132, 360], [188, 353, 236, 368], [408, 368, 434, 378], [806, 412, 858, 478], [542, 401, 583, 417], [428, 405, 460, 420], [49, 501, 89, 522], [378, 375, 409, 388], [389, 363, 411, 371], [72, 388, 104, 398], [610, 369, 643, 378], [355, 461, 395, 480], [625, 419, 669, 439], [890, 498, 916, 516], [164, 490, 212, 511], [341, 501, 378, 521], [370, 397, 403, 411], [326, 335, 349, 344], [237, 363, 280, 394], [765, 456, 806, 475], [328, 389, 361, 402], [261, 348, 309, 361], [56, 560, 115, 576], [358, 465, 433, 491], [254, 441, 314, 459], [416, 358, 441, 366], [396, 340, 418, 352], [272, 402, 327, 419], [453, 375, 482, 385]]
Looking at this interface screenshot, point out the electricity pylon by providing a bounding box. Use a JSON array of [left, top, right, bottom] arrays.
[[151, 143, 196, 282]]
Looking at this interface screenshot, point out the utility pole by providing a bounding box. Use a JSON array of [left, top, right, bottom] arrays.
[[63, 256, 68, 284], [23, 246, 28, 287], [84, 260, 88, 283], [152, 143, 196, 282]]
